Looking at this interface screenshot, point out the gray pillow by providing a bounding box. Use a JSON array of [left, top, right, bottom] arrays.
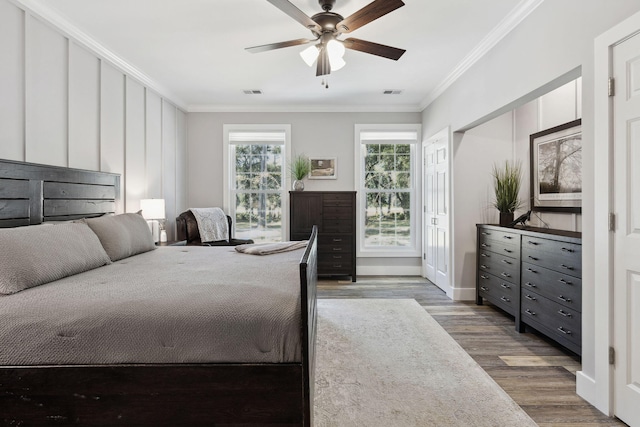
[[83, 213, 156, 261], [0, 222, 112, 295]]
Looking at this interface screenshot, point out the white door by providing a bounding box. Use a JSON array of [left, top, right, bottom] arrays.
[[613, 31, 640, 426], [422, 129, 450, 294]]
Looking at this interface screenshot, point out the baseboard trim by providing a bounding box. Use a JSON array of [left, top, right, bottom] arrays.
[[357, 265, 422, 276], [576, 371, 598, 410], [451, 287, 476, 301]]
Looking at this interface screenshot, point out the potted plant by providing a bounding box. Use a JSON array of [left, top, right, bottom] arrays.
[[492, 160, 522, 226], [289, 154, 310, 191]]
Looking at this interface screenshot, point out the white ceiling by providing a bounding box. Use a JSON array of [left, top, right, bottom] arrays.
[[32, 0, 536, 111]]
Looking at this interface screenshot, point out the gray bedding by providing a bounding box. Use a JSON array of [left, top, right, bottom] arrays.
[[0, 246, 304, 365]]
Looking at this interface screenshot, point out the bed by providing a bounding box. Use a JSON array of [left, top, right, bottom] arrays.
[[0, 159, 318, 426]]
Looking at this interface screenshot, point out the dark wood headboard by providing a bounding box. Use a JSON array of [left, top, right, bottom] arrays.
[[0, 159, 120, 228]]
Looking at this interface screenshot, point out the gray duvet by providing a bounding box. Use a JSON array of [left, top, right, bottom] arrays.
[[0, 246, 304, 365]]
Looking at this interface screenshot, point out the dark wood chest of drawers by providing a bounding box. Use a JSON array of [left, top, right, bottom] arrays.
[[476, 224, 582, 355], [290, 191, 356, 281]]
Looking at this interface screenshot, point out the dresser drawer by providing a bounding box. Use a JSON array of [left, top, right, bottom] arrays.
[[478, 233, 519, 258], [522, 237, 581, 276], [323, 219, 352, 233], [319, 253, 352, 272], [521, 291, 581, 346], [477, 271, 518, 314], [521, 262, 582, 310], [319, 234, 352, 246], [323, 206, 352, 219], [477, 254, 519, 282], [323, 193, 353, 207]]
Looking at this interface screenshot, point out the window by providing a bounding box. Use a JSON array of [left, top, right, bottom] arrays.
[[355, 124, 421, 257], [224, 125, 291, 242]]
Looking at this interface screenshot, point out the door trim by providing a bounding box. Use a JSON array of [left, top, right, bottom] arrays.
[[589, 9, 640, 416]]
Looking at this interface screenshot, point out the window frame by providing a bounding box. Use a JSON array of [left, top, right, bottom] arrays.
[[223, 124, 292, 242], [354, 124, 422, 258]]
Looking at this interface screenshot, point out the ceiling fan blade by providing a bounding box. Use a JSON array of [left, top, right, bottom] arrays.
[[267, 0, 323, 35], [316, 47, 331, 76], [246, 38, 314, 53], [336, 0, 405, 33], [343, 38, 406, 61]]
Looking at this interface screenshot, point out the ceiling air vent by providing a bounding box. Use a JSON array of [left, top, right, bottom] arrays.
[[243, 90, 263, 95], [383, 90, 402, 95]]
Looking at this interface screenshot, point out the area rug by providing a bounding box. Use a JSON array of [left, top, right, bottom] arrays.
[[314, 299, 538, 427]]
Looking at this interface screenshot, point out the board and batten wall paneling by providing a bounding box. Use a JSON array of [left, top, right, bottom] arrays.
[[145, 90, 163, 199], [25, 15, 67, 167], [0, 1, 24, 161], [176, 109, 187, 216], [100, 62, 125, 211], [125, 77, 146, 213], [68, 42, 99, 171], [162, 100, 177, 240]]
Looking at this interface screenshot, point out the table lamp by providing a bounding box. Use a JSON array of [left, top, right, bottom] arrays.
[[140, 199, 166, 243]]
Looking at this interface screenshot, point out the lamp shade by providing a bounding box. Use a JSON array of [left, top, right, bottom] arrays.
[[140, 199, 166, 220]]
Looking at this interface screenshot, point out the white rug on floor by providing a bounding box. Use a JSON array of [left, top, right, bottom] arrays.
[[314, 299, 538, 427]]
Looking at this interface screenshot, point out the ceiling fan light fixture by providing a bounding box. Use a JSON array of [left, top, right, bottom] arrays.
[[326, 39, 346, 71], [300, 44, 319, 67]]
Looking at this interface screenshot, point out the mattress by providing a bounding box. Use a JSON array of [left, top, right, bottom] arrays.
[[0, 246, 304, 365]]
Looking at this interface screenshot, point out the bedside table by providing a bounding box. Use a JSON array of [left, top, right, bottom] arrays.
[[156, 240, 187, 246]]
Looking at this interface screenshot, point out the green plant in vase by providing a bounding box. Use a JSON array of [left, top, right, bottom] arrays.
[[289, 154, 310, 191], [492, 160, 522, 226]]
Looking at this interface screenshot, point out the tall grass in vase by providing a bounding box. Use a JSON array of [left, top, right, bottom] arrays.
[[289, 154, 310, 191], [492, 160, 522, 226]]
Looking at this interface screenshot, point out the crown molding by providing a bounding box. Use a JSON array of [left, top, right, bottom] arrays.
[[9, 0, 188, 111], [188, 104, 423, 113], [418, 0, 544, 111]]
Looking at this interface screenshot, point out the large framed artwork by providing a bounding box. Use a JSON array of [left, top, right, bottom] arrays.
[[308, 157, 337, 179], [530, 119, 582, 213]]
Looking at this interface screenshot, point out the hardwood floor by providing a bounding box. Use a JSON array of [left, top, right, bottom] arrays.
[[318, 276, 626, 427]]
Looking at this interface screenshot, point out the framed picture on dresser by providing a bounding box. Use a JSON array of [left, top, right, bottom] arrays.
[[308, 157, 337, 179], [530, 119, 582, 213]]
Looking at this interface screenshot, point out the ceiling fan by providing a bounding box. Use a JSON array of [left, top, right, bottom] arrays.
[[246, 0, 406, 78]]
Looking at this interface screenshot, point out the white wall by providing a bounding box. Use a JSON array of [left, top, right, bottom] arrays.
[[0, 0, 187, 239], [421, 0, 640, 413], [187, 111, 422, 273]]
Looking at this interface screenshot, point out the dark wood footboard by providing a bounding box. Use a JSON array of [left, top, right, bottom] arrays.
[[300, 225, 318, 426]]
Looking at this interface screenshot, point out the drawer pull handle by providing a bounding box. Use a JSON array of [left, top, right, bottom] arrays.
[[525, 294, 537, 301], [560, 264, 574, 270], [557, 326, 572, 335], [481, 232, 490, 236], [525, 309, 536, 316], [480, 286, 489, 291], [558, 309, 572, 318], [503, 249, 512, 253], [333, 255, 342, 259], [500, 272, 511, 278], [558, 278, 572, 285], [526, 268, 537, 273], [557, 295, 571, 303], [333, 238, 343, 242], [500, 296, 511, 302], [480, 264, 488, 269], [480, 253, 489, 257], [481, 243, 490, 248], [527, 240, 539, 245], [480, 275, 490, 280], [501, 283, 510, 289], [501, 259, 512, 265], [333, 264, 342, 268], [524, 282, 536, 288], [332, 248, 343, 252], [502, 235, 513, 240], [561, 247, 574, 253], [528, 255, 538, 261]]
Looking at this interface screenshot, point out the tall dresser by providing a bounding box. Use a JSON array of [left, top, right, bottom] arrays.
[[290, 191, 356, 281], [476, 224, 582, 355]]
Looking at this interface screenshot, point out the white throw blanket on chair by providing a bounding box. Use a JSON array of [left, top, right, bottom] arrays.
[[190, 207, 229, 243]]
